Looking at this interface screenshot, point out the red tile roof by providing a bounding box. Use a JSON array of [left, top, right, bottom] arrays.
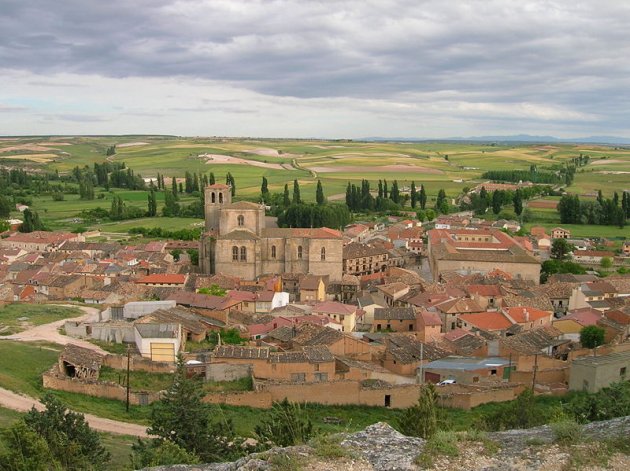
[[504, 306, 552, 324], [459, 311, 513, 331], [563, 308, 602, 327], [135, 274, 187, 284]]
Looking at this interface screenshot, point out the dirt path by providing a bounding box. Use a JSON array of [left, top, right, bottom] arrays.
[[0, 386, 149, 437], [2, 305, 108, 354]]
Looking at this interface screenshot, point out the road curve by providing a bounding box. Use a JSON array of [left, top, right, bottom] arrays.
[[0, 386, 149, 437]]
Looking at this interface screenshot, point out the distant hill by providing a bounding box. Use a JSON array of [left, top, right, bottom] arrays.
[[362, 135, 630, 145]]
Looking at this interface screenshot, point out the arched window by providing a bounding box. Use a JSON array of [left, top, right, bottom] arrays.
[[232, 246, 238, 261], [219, 192, 223, 203], [297, 246, 303, 259], [321, 247, 326, 261], [271, 245, 276, 259], [211, 192, 216, 203], [237, 215, 244, 227], [240, 246, 247, 261]]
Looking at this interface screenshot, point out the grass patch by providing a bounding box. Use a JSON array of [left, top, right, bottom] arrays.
[[310, 433, 352, 459], [49, 390, 151, 425], [525, 437, 546, 447], [551, 418, 583, 445], [415, 430, 460, 468], [0, 341, 60, 396], [98, 366, 173, 392], [268, 452, 308, 471], [0, 304, 81, 336], [100, 432, 136, 471], [87, 339, 130, 355], [0, 406, 23, 429]]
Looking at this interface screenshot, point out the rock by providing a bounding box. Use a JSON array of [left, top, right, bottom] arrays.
[[341, 422, 424, 471]]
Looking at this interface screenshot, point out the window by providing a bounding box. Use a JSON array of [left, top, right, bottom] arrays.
[[621, 367, 627, 378], [240, 246, 247, 261], [314, 372, 328, 382], [384, 395, 391, 407], [290, 373, 306, 382], [408, 324, 413, 331], [321, 247, 326, 261], [491, 369, 497, 376], [211, 192, 216, 203], [219, 192, 223, 203], [237, 215, 244, 226], [297, 245, 303, 259], [232, 246, 238, 261], [271, 245, 276, 259]]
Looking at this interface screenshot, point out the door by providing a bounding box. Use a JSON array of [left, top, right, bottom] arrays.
[[150, 342, 175, 362]]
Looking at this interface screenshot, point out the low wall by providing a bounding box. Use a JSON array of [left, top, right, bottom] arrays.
[[103, 354, 175, 373], [43, 367, 161, 406], [203, 391, 273, 408], [510, 367, 569, 386], [206, 362, 251, 382]]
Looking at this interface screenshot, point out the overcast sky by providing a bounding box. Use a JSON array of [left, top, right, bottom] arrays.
[[1, 0, 629, 138]]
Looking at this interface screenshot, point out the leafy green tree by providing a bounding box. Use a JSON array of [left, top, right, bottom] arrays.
[[23, 393, 110, 470], [254, 398, 313, 447], [0, 421, 57, 471], [397, 384, 438, 439], [19, 208, 45, 232], [293, 179, 301, 205], [198, 284, 227, 296], [148, 357, 240, 462], [551, 238, 574, 260], [163, 190, 180, 217], [580, 325, 605, 351], [147, 189, 157, 217], [316, 180, 325, 205], [600, 257, 613, 269], [480, 388, 545, 431], [513, 189, 523, 216], [0, 195, 12, 218], [131, 439, 200, 469], [187, 248, 199, 266], [0, 220, 9, 233]]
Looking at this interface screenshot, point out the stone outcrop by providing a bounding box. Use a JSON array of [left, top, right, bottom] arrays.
[[144, 416, 630, 471]]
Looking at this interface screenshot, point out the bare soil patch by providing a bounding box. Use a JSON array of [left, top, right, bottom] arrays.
[[309, 164, 444, 174], [590, 159, 626, 165], [201, 153, 287, 170], [0, 153, 58, 162], [244, 148, 281, 156], [528, 200, 558, 209], [0, 144, 55, 153], [117, 142, 149, 148]]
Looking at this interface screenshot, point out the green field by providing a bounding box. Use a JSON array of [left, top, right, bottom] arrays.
[[0, 304, 81, 336], [3, 136, 630, 234]]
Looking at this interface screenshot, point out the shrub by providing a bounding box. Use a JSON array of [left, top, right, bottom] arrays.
[[551, 418, 583, 445]]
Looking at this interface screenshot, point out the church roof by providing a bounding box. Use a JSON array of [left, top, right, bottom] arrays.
[[226, 201, 262, 210], [217, 230, 260, 240], [262, 227, 342, 239], [206, 183, 230, 189]]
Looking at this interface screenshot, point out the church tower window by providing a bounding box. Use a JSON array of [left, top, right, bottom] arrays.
[[219, 193, 223, 203], [240, 246, 247, 261], [271, 245, 276, 259], [297, 246, 303, 259], [232, 246, 238, 261], [237, 215, 244, 227], [211, 192, 216, 203], [321, 247, 326, 261]]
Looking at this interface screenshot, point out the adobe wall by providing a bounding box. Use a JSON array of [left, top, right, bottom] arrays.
[[103, 354, 175, 373], [437, 384, 525, 410], [510, 368, 569, 386], [43, 368, 161, 405], [203, 391, 273, 408], [206, 362, 251, 382]]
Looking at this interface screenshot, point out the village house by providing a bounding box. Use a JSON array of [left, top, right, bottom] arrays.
[[376, 282, 410, 307], [311, 300, 359, 332], [428, 228, 541, 284], [342, 242, 390, 276], [372, 307, 417, 333], [135, 273, 188, 287], [458, 311, 514, 335], [299, 275, 326, 302], [569, 350, 630, 393], [502, 306, 553, 331], [553, 308, 603, 341], [343, 223, 370, 243], [551, 227, 571, 239], [416, 309, 443, 342], [134, 323, 182, 362], [422, 356, 511, 385], [0, 231, 82, 252], [572, 250, 615, 265], [381, 334, 450, 376]]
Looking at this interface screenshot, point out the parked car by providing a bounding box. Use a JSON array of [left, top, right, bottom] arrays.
[[437, 379, 456, 386]]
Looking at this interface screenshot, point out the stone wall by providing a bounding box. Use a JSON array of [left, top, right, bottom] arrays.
[[43, 366, 161, 405]]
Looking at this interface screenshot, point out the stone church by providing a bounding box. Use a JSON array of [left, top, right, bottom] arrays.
[[200, 184, 343, 281]]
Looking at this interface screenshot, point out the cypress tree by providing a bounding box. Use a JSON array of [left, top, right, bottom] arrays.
[[410, 181, 417, 208], [293, 179, 301, 205], [316, 180, 325, 205], [419, 184, 427, 209], [283, 184, 291, 207]]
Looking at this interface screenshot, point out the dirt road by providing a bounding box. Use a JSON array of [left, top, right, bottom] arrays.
[[2, 304, 108, 354], [0, 304, 149, 436], [0, 386, 149, 437]]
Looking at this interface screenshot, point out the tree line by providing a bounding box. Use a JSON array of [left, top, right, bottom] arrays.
[[557, 190, 628, 227]]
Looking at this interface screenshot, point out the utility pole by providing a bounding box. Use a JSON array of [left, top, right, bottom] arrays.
[[418, 342, 424, 384], [508, 352, 512, 381], [126, 344, 131, 412]]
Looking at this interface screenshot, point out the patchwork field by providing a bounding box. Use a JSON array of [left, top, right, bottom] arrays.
[[2, 136, 629, 232]]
